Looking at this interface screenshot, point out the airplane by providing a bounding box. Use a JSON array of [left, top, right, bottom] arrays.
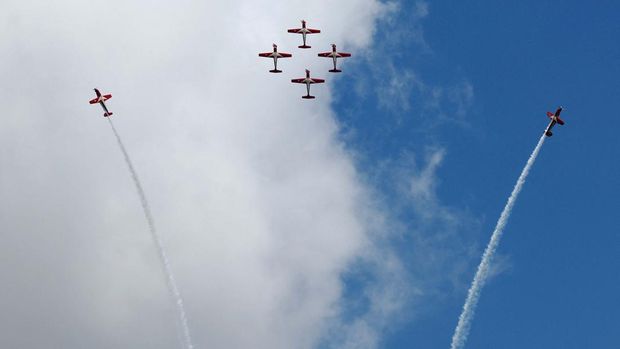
[[318, 44, 352, 72], [544, 106, 565, 137], [291, 69, 325, 99], [258, 44, 292, 73], [287, 20, 320, 49], [88, 88, 113, 117]]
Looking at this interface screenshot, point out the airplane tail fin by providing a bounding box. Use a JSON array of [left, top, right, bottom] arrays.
[[556, 117, 565, 125], [269, 69, 283, 73], [299, 45, 311, 49], [545, 130, 553, 137], [329, 69, 342, 73], [302, 95, 316, 99], [104, 112, 113, 117]]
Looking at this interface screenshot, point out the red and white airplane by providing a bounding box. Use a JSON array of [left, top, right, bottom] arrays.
[[258, 44, 292, 73], [544, 106, 565, 137], [89, 88, 113, 117], [318, 44, 352, 73], [291, 69, 325, 99], [287, 20, 320, 49]]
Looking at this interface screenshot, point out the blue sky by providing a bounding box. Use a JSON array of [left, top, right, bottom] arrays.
[[334, 1, 620, 347]]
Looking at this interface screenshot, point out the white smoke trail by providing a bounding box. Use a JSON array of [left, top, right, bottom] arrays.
[[450, 133, 547, 349], [107, 118, 195, 349]]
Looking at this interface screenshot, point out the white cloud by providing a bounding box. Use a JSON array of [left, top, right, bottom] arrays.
[[351, 1, 474, 122], [413, 1, 430, 20], [409, 148, 445, 203], [0, 1, 404, 348], [368, 148, 482, 308]]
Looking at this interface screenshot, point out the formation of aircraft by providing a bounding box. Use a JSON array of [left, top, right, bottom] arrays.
[[287, 20, 321, 49], [291, 69, 325, 99], [258, 44, 292, 73], [258, 20, 353, 99], [318, 44, 351, 73], [85, 23, 568, 128], [544, 106, 566, 137], [88, 88, 113, 117]]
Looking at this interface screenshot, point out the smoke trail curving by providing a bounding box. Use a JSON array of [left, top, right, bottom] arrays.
[[107, 118, 194, 349], [450, 133, 547, 349]]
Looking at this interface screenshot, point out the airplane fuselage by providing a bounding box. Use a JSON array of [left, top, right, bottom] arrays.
[[259, 45, 291, 73], [271, 52, 287, 69], [288, 20, 319, 48], [545, 119, 557, 136], [544, 107, 564, 137], [268, 52, 280, 70], [292, 69, 323, 99], [99, 100, 111, 116], [300, 78, 315, 96], [90, 88, 113, 116], [265, 50, 286, 58], [294, 25, 310, 46], [323, 52, 341, 70], [325, 51, 344, 58], [300, 31, 308, 46], [318, 45, 350, 72]]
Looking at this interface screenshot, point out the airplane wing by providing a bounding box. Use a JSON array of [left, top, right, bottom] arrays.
[[258, 52, 273, 57], [279, 52, 292, 58], [287, 28, 321, 34], [89, 98, 98, 104], [103, 94, 112, 100], [318, 52, 351, 57], [546, 111, 554, 118], [310, 78, 325, 84], [291, 78, 306, 83]]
